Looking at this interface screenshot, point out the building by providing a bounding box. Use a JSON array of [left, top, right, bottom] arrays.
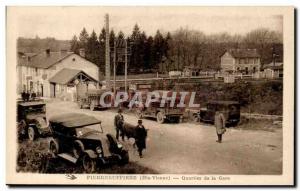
[[263, 62, 283, 78], [220, 49, 261, 74], [183, 65, 201, 77], [17, 49, 100, 100]]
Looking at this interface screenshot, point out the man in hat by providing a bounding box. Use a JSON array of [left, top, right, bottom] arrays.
[[135, 119, 147, 158], [214, 111, 226, 143], [114, 108, 125, 141]]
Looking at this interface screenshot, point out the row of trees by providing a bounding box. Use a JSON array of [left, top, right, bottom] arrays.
[[70, 25, 283, 75]]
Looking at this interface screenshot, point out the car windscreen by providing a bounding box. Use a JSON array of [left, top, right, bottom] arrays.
[[24, 105, 46, 113], [76, 124, 103, 137]]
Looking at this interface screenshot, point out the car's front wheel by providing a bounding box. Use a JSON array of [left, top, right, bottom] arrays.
[[156, 112, 165, 124], [119, 150, 129, 165], [27, 126, 37, 141], [49, 140, 59, 157], [82, 154, 96, 173]]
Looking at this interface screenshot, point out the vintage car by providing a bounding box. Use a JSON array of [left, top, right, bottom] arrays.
[[48, 113, 129, 173], [17, 100, 49, 140], [194, 101, 240, 126], [135, 90, 184, 123], [78, 89, 112, 111]]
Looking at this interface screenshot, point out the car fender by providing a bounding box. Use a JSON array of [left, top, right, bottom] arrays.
[[49, 138, 60, 152], [83, 150, 97, 159]]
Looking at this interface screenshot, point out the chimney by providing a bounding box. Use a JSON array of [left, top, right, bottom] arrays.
[[79, 48, 85, 58], [60, 49, 68, 56], [46, 49, 50, 56]]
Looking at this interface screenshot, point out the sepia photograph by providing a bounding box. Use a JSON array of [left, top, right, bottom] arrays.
[[6, 6, 294, 185]]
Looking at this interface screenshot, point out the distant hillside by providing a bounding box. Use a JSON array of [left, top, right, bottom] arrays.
[[17, 37, 71, 53]]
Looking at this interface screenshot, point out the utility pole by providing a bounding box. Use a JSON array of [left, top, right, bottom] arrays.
[[124, 39, 127, 92], [113, 40, 116, 96], [105, 14, 110, 89]]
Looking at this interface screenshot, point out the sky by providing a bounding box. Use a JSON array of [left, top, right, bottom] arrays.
[[9, 6, 283, 40]]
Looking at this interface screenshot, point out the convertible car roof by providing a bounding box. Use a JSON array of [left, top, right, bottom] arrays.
[[49, 113, 101, 128]]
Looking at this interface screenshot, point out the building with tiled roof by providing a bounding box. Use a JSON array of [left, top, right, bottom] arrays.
[[220, 49, 261, 74], [17, 49, 100, 100]]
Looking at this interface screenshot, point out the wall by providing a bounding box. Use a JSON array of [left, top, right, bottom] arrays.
[[49, 54, 99, 82], [220, 52, 235, 72], [17, 53, 99, 98]]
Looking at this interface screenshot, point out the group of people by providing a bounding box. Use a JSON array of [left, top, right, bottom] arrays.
[[114, 109, 147, 158], [113, 109, 227, 158], [21, 90, 37, 101]]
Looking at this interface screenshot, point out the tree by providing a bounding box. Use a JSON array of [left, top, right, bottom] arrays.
[[79, 27, 89, 49], [70, 35, 79, 53], [86, 30, 100, 66]]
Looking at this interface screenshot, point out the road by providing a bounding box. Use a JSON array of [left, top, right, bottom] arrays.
[[46, 100, 282, 175]]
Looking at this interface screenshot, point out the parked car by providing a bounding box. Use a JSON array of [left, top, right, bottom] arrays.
[[48, 113, 129, 173], [17, 100, 49, 140], [194, 101, 240, 126], [78, 89, 112, 111], [135, 90, 184, 123]]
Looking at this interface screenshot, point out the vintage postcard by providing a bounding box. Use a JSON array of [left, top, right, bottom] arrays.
[[6, 6, 294, 185]]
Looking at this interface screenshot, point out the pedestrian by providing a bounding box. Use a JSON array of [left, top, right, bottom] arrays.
[[135, 119, 147, 158], [114, 108, 125, 141], [214, 111, 226, 143]]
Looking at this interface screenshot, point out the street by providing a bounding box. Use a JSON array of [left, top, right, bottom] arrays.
[[46, 100, 282, 175]]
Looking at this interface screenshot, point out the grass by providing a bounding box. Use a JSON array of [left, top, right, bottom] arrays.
[[16, 139, 157, 174]]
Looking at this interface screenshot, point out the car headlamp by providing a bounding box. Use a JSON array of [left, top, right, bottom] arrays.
[[96, 146, 102, 154], [117, 143, 123, 149]]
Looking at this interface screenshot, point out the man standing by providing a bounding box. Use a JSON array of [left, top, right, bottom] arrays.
[[114, 108, 124, 141], [135, 119, 147, 158], [215, 111, 226, 143]]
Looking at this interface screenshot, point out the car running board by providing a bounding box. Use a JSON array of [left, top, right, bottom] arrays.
[[58, 153, 78, 164]]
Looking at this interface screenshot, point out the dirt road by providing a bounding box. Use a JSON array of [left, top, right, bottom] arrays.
[[46, 100, 282, 175]]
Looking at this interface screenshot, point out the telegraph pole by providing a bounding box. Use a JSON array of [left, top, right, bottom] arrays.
[[124, 39, 128, 92], [113, 40, 116, 96], [105, 14, 111, 89]]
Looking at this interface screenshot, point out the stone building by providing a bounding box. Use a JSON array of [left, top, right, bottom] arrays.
[[17, 49, 99, 100], [220, 49, 261, 74]]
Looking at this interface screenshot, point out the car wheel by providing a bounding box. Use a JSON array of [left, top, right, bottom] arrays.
[[78, 101, 83, 109], [73, 140, 84, 158], [82, 154, 96, 173], [156, 112, 165, 124], [90, 102, 95, 111], [193, 115, 199, 122], [49, 140, 59, 157], [178, 117, 183, 123], [135, 109, 143, 119], [119, 150, 129, 165], [28, 126, 36, 141]]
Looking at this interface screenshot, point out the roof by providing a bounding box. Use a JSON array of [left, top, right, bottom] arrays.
[[264, 65, 283, 70], [208, 101, 240, 105], [49, 68, 98, 85], [224, 49, 260, 58], [264, 62, 283, 70], [18, 51, 74, 69], [17, 101, 45, 107], [49, 113, 101, 128]]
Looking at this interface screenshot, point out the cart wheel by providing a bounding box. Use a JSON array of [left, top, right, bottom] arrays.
[[28, 126, 36, 141], [90, 102, 95, 111], [156, 112, 165, 124], [82, 154, 96, 173]]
